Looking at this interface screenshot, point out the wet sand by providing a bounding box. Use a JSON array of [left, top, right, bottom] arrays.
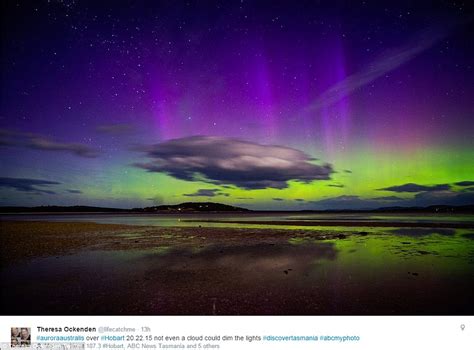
[[1, 220, 473, 315]]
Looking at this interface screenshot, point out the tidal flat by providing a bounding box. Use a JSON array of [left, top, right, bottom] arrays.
[[1, 216, 473, 315]]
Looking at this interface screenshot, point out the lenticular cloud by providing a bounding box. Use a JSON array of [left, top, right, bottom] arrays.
[[135, 136, 333, 189]]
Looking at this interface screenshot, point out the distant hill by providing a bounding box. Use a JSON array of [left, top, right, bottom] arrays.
[[0, 202, 249, 213], [0, 203, 472, 214], [132, 202, 250, 213]]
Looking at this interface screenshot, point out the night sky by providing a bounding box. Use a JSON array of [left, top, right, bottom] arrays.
[[1, 0, 473, 210]]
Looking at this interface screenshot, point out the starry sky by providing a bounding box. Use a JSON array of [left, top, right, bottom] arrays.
[[1, 0, 473, 210]]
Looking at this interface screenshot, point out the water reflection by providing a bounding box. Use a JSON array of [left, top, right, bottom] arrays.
[[135, 242, 338, 274], [0, 242, 341, 314]]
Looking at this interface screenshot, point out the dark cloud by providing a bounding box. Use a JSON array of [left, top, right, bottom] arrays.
[[135, 136, 333, 189], [0, 129, 99, 158], [378, 183, 450, 193], [455, 181, 474, 187], [344, 170, 352, 173], [183, 188, 229, 197], [27, 137, 99, 158], [0, 177, 60, 195], [0, 128, 31, 146], [328, 183, 345, 188], [0, 129, 16, 146], [236, 197, 254, 200], [294, 198, 305, 202], [67, 189, 82, 194], [96, 124, 135, 135], [272, 198, 284, 201], [373, 181, 474, 207]]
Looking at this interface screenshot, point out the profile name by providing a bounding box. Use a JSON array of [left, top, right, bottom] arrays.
[[37, 326, 97, 332]]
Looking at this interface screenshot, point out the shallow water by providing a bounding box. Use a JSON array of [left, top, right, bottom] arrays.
[[2, 212, 474, 229]]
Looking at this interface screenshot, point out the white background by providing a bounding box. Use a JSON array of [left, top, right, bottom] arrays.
[[1, 316, 472, 350]]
